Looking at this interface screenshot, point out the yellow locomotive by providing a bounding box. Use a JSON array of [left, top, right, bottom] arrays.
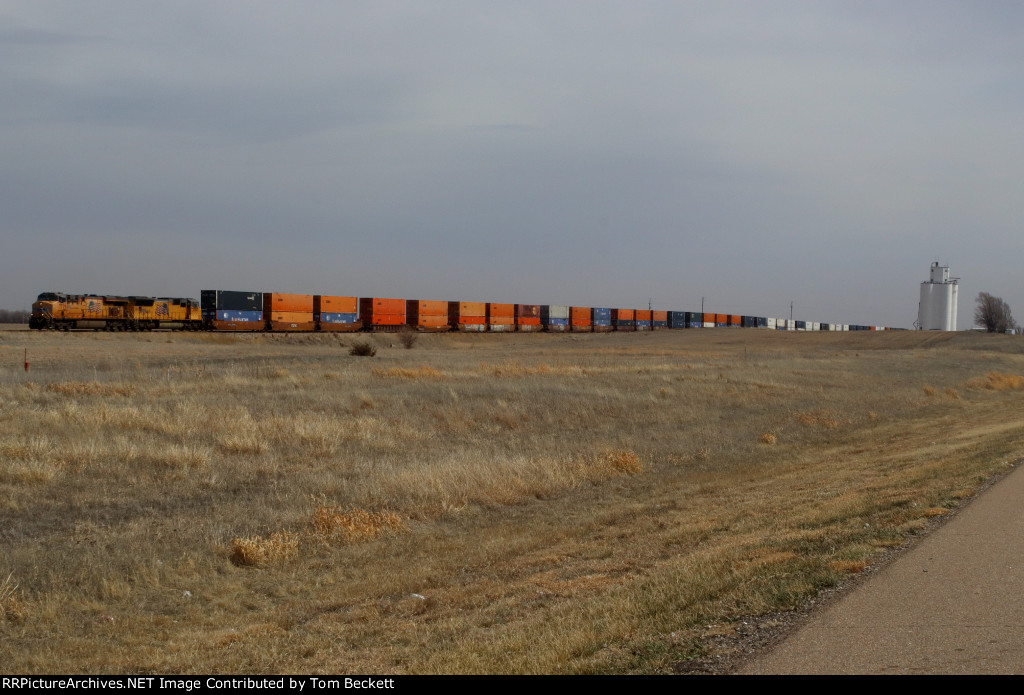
[[30, 292, 201, 330]]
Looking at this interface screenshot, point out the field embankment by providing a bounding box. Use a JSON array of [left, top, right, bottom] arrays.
[[1, 328, 1023, 673]]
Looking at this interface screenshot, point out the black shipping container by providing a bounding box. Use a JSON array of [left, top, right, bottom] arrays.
[[201, 290, 263, 314]]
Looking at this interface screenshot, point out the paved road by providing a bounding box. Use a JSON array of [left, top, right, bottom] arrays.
[[740, 463, 1024, 674]]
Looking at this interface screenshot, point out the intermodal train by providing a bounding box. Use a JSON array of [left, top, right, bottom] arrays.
[[29, 290, 893, 333]]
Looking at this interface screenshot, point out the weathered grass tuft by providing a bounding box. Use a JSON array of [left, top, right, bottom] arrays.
[[1, 574, 29, 622], [759, 432, 778, 445], [229, 531, 300, 567], [45, 381, 136, 397], [310, 506, 406, 543], [794, 410, 839, 428], [602, 449, 644, 475], [829, 559, 868, 574], [966, 371, 1024, 391]]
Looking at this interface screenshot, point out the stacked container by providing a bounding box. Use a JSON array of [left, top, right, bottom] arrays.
[[360, 297, 406, 331], [316, 295, 361, 332], [728, 314, 741, 328], [516, 304, 542, 332], [668, 311, 687, 329], [635, 309, 652, 331], [612, 308, 636, 331], [570, 306, 592, 332], [688, 312, 704, 328], [652, 310, 668, 329], [407, 300, 450, 332], [592, 307, 613, 332], [202, 290, 264, 330], [541, 305, 570, 332], [487, 303, 515, 332], [449, 301, 487, 332], [264, 293, 315, 331]]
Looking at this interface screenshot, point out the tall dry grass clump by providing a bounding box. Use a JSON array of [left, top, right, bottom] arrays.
[[601, 449, 644, 475], [310, 505, 406, 544], [966, 371, 1024, 391], [1, 574, 29, 622], [229, 531, 300, 567]]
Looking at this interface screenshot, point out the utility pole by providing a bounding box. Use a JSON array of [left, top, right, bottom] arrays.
[[790, 301, 793, 321]]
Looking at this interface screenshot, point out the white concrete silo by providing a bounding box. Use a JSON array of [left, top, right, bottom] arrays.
[[918, 262, 958, 331]]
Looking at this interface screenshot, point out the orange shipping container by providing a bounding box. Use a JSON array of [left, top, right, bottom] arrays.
[[407, 300, 448, 316], [571, 306, 591, 320], [406, 300, 450, 331], [450, 301, 486, 317], [487, 303, 515, 319], [613, 309, 635, 321], [265, 293, 314, 313], [315, 295, 357, 314], [636, 309, 652, 322], [359, 297, 406, 327], [653, 310, 668, 322], [267, 311, 315, 331]]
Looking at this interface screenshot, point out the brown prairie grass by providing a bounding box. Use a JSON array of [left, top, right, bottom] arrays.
[[759, 432, 778, 445], [1, 574, 28, 622], [45, 381, 136, 397], [229, 531, 300, 567], [602, 449, 644, 475], [966, 371, 1024, 390], [1, 329, 1023, 674], [309, 505, 406, 543], [829, 559, 869, 574], [371, 365, 443, 380], [794, 410, 839, 428]]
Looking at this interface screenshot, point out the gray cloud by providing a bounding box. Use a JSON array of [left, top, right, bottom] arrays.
[[2, 1, 1023, 328]]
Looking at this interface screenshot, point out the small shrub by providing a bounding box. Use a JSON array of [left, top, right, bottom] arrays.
[[349, 341, 377, 357], [759, 432, 777, 445], [398, 330, 419, 350], [944, 387, 961, 400]]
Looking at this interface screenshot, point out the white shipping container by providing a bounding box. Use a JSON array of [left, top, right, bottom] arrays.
[[542, 305, 570, 319], [766, 317, 777, 329]]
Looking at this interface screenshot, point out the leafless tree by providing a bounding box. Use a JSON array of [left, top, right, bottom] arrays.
[[975, 292, 1017, 333]]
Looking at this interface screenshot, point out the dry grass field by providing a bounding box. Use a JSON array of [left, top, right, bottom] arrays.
[[2, 326, 1023, 674]]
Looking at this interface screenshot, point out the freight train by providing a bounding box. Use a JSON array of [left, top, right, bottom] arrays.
[[29, 290, 894, 333]]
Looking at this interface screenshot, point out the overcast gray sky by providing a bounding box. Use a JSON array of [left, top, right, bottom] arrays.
[[3, 1, 1022, 329]]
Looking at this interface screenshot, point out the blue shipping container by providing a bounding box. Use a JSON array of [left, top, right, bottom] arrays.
[[546, 318, 569, 326], [320, 312, 359, 324], [216, 310, 263, 322]]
